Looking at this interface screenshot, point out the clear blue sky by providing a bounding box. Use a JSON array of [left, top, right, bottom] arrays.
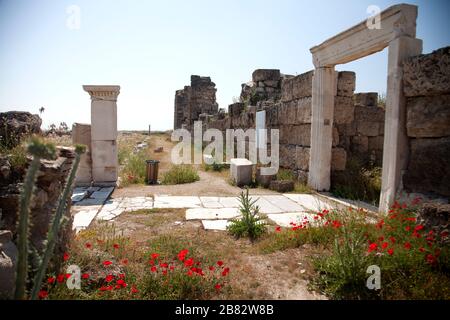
[[0, 0, 449, 130]]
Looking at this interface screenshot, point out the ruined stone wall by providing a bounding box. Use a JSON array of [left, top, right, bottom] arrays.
[[173, 75, 218, 130], [402, 46, 450, 198], [204, 69, 386, 180], [0, 147, 75, 254]]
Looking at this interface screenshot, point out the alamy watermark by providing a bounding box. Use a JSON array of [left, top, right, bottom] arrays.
[[66, 5, 81, 30], [171, 121, 280, 176], [366, 5, 381, 30]]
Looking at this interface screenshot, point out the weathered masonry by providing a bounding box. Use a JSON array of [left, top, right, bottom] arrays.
[[174, 4, 449, 210], [73, 85, 120, 186]]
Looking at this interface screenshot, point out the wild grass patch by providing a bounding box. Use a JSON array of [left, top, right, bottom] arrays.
[[161, 165, 199, 185]]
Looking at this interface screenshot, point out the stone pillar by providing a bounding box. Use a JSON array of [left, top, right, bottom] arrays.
[[72, 123, 92, 185], [308, 67, 337, 190], [83, 85, 120, 185], [379, 37, 422, 213]]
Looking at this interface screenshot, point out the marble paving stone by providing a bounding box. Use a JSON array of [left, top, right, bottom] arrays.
[[283, 194, 334, 212], [71, 192, 87, 202], [267, 212, 315, 228], [186, 208, 241, 220], [200, 197, 224, 208], [75, 198, 105, 206], [202, 220, 231, 231], [250, 196, 284, 214], [218, 197, 241, 208], [73, 210, 98, 231], [261, 195, 305, 212], [154, 196, 201, 208]]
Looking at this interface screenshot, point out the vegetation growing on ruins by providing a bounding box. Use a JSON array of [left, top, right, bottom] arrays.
[[161, 165, 200, 185]]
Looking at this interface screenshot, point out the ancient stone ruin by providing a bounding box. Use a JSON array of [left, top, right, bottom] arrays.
[[173, 4, 450, 211], [73, 85, 120, 186]]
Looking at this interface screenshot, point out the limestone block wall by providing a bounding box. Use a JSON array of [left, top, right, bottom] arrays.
[[173, 75, 218, 130], [72, 123, 92, 184], [402, 46, 450, 198]]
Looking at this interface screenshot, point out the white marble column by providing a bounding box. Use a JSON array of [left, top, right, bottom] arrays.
[[379, 37, 422, 213], [83, 85, 120, 185], [308, 67, 337, 191]]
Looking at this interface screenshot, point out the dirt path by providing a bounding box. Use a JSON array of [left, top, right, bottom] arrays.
[[114, 133, 278, 198]]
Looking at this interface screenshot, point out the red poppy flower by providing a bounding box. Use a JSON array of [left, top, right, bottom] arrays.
[[184, 258, 194, 267], [162, 270, 168, 276], [178, 249, 189, 261], [419, 247, 425, 253], [118, 273, 125, 279], [332, 220, 342, 228], [150, 266, 157, 272], [113, 243, 120, 249], [57, 274, 65, 283], [151, 253, 160, 260], [85, 243, 92, 249], [378, 236, 384, 242], [47, 277, 55, 284], [99, 285, 113, 291], [131, 286, 139, 294], [404, 242, 411, 250], [275, 226, 281, 232], [387, 248, 394, 256], [217, 261, 224, 267], [148, 259, 155, 266], [441, 231, 449, 238], [187, 270, 193, 276], [222, 267, 230, 276], [116, 279, 127, 288], [103, 260, 112, 266], [376, 220, 384, 229], [389, 236, 396, 244], [82, 273, 90, 279], [426, 254, 436, 265], [160, 263, 168, 268], [169, 266, 175, 271], [215, 283, 221, 290], [65, 273, 72, 279], [63, 252, 70, 261], [105, 275, 114, 282], [121, 259, 129, 265], [367, 243, 378, 253], [209, 266, 215, 271], [38, 290, 48, 299], [414, 225, 424, 232], [381, 242, 388, 249]]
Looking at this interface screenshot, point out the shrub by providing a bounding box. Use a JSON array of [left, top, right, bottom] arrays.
[[120, 151, 147, 186], [227, 189, 267, 241], [276, 168, 295, 181], [161, 165, 199, 185]]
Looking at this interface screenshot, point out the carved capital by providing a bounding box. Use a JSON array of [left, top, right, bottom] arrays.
[[83, 85, 120, 101]]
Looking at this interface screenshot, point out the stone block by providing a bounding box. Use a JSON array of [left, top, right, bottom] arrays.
[[269, 180, 295, 193], [331, 148, 346, 171], [230, 158, 253, 187], [403, 46, 450, 97], [228, 103, 245, 117], [252, 69, 281, 82], [256, 167, 276, 188], [295, 146, 310, 171], [279, 144, 296, 169], [354, 105, 385, 122], [352, 136, 369, 153], [295, 97, 312, 123], [285, 125, 311, 146], [356, 121, 380, 137], [292, 71, 313, 100], [337, 71, 356, 97], [332, 126, 339, 146], [91, 140, 118, 183], [334, 96, 354, 124], [403, 137, 450, 197], [354, 92, 378, 106], [406, 95, 450, 138], [90, 100, 118, 140], [368, 136, 384, 150]]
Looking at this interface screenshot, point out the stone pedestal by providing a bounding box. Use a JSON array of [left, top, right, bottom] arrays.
[[83, 85, 120, 185], [230, 158, 253, 187], [72, 123, 92, 185]]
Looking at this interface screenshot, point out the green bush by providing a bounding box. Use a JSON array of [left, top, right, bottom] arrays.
[[227, 189, 267, 241], [120, 151, 147, 186], [161, 165, 199, 185]]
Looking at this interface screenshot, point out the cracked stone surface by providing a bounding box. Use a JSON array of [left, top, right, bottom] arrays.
[[72, 192, 340, 232]]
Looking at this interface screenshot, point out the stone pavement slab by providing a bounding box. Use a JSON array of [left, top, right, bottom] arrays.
[[260, 195, 305, 212], [283, 194, 333, 212], [202, 219, 231, 231], [186, 207, 241, 220], [250, 196, 284, 214], [200, 196, 224, 208], [72, 209, 99, 232], [267, 212, 315, 228], [154, 196, 201, 208]]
